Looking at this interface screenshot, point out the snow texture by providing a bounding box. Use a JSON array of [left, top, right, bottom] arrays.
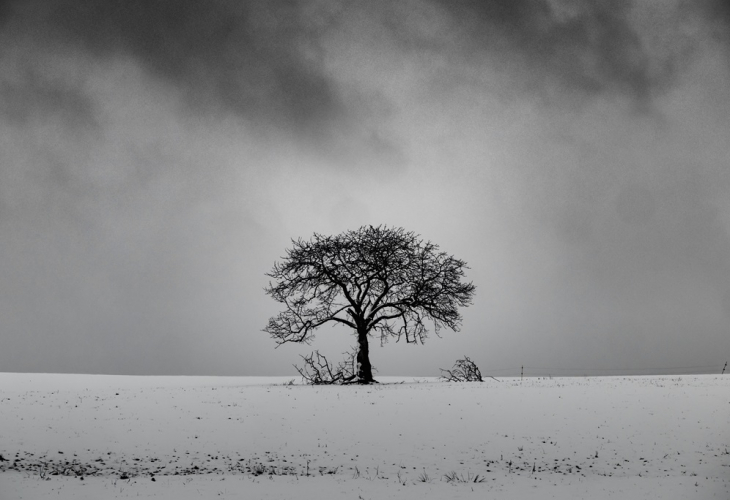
[[1, 373, 728, 499]]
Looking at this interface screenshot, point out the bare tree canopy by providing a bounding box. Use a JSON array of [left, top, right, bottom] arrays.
[[264, 225, 476, 383]]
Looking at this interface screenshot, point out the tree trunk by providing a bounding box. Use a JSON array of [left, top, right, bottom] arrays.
[[355, 330, 374, 383]]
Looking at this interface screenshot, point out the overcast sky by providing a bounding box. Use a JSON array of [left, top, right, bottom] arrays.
[[1, 0, 729, 377]]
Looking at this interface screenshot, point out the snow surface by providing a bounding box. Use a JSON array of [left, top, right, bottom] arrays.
[[1, 373, 728, 499]]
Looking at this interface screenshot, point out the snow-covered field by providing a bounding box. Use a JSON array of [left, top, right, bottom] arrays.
[[1, 373, 728, 499]]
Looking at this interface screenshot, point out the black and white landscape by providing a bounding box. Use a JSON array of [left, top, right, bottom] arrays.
[[1, 1, 730, 498]]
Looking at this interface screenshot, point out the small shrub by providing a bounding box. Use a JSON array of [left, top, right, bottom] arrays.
[[294, 349, 356, 385], [440, 356, 483, 382], [443, 471, 485, 483]]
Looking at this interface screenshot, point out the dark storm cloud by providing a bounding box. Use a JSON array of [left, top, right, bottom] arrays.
[[45, 1, 339, 126], [372, 0, 696, 108], [0, 0, 403, 165], [0, 0, 14, 24], [701, 0, 730, 41], [429, 0, 674, 105]]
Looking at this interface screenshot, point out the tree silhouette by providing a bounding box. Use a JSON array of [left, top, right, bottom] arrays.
[[264, 225, 476, 383]]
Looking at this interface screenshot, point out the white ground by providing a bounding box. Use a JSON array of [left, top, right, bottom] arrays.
[[1, 373, 728, 499]]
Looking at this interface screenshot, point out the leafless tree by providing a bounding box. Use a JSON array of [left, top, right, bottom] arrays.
[[264, 225, 476, 384], [440, 356, 483, 382]]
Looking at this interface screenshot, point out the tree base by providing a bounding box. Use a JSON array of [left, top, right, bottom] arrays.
[[343, 376, 379, 385]]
